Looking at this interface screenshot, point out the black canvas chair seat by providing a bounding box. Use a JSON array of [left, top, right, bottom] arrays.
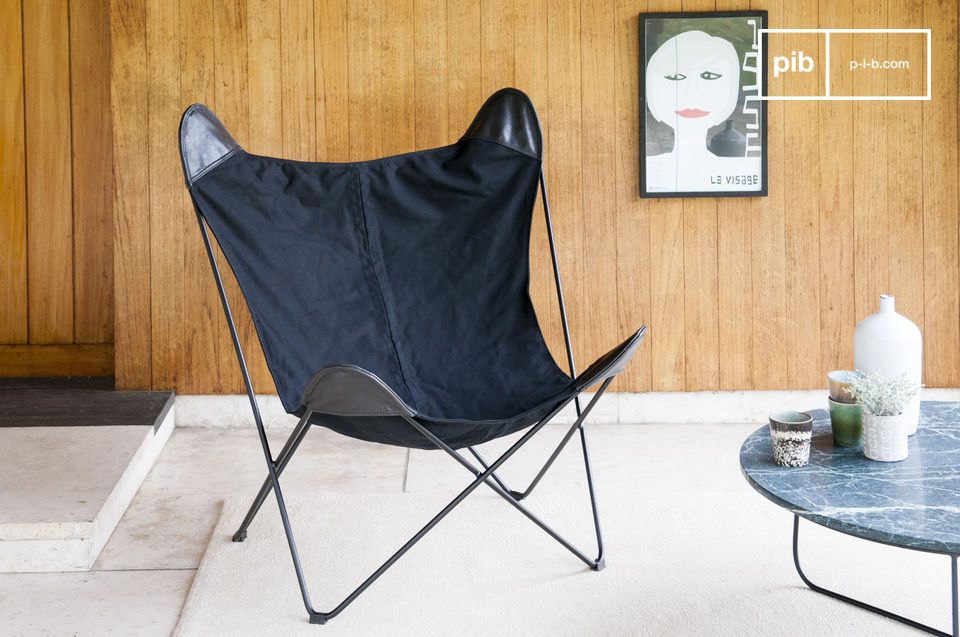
[[180, 87, 646, 625], [182, 89, 644, 450], [307, 326, 641, 449]]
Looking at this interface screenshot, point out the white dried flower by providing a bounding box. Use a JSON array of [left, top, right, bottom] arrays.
[[844, 370, 919, 416]]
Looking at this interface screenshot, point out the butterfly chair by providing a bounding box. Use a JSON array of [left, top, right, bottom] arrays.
[[179, 87, 646, 625]]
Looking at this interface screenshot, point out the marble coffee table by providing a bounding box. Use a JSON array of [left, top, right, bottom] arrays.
[[740, 401, 960, 636]]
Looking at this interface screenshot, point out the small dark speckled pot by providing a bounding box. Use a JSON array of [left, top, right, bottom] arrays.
[[768, 411, 814, 467]]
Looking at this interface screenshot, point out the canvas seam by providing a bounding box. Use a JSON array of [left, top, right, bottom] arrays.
[[353, 168, 419, 413]]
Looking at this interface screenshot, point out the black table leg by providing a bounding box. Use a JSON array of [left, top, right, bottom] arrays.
[[952, 554, 958, 637], [793, 515, 958, 636]]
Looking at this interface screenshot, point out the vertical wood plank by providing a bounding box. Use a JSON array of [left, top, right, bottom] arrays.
[[852, 0, 890, 331], [242, 0, 284, 391], [215, 0, 250, 151], [315, 0, 350, 160], [514, 0, 548, 117], [547, 0, 586, 368], [381, 0, 414, 156], [348, 0, 383, 161], [180, 0, 223, 393], [683, 191, 720, 391], [147, 0, 182, 389], [646, 0, 685, 391], [750, 0, 787, 390], [23, 0, 74, 344], [818, 0, 855, 377], [581, 0, 620, 373], [886, 3, 924, 333], [613, 0, 652, 391], [446, 0, 481, 140], [70, 0, 114, 344], [276, 0, 317, 392], [0, 0, 27, 344], [680, 0, 719, 391], [414, 0, 447, 150], [246, 0, 282, 161], [648, 208, 685, 391], [210, 0, 257, 393], [923, 0, 960, 386], [717, 0, 753, 390], [782, 0, 821, 388], [281, 0, 316, 160], [110, 0, 152, 388], [717, 212, 754, 389], [516, 0, 563, 363], [480, 0, 515, 97]]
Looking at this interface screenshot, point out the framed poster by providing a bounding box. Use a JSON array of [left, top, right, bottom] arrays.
[[640, 11, 767, 198]]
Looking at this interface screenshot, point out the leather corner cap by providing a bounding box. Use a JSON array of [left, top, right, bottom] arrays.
[[460, 88, 543, 159], [301, 365, 416, 417], [179, 104, 241, 187]]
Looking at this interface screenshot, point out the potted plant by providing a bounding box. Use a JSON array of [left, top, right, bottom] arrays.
[[845, 370, 919, 462]]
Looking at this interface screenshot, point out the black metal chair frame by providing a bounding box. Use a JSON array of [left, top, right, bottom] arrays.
[[195, 164, 634, 625]]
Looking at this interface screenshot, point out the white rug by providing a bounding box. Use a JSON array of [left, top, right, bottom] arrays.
[[175, 483, 950, 636]]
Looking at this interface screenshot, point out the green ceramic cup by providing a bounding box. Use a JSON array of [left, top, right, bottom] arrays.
[[828, 397, 863, 447]]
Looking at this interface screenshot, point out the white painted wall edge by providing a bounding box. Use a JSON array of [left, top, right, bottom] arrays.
[[175, 388, 960, 428]]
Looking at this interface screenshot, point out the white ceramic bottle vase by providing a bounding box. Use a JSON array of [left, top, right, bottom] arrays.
[[853, 295, 922, 435]]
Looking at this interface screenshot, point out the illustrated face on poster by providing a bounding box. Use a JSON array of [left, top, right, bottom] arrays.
[[641, 13, 767, 197]]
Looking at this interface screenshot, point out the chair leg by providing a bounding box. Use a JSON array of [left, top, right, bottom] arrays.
[[302, 393, 579, 624], [195, 208, 322, 619], [514, 416, 584, 501], [467, 390, 608, 567], [578, 423, 605, 568], [239, 385, 609, 624], [233, 413, 312, 542], [403, 377, 614, 571], [466, 446, 516, 498]]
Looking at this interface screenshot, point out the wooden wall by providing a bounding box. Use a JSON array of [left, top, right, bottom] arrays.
[[99, 0, 954, 393], [0, 0, 113, 376]]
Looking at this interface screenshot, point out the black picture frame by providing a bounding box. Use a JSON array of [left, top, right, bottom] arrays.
[[639, 10, 768, 198]]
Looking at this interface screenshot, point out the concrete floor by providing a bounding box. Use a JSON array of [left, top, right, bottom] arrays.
[[0, 422, 933, 635]]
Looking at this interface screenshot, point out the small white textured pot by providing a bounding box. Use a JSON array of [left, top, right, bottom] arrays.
[[862, 412, 909, 462]]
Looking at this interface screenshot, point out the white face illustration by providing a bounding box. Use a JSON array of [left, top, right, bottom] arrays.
[[646, 30, 740, 130]]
